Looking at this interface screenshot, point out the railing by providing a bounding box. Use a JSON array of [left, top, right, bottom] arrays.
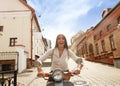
[[0, 52, 18, 86], [0, 70, 18, 86]]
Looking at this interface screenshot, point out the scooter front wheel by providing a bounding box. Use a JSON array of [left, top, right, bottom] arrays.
[[63, 81, 74, 86], [46, 81, 74, 86]]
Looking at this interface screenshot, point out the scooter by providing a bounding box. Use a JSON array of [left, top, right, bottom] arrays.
[[38, 68, 76, 86]]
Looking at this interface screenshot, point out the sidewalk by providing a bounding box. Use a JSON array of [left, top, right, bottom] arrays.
[[17, 67, 37, 86]]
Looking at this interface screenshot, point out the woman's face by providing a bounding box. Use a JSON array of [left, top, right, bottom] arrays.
[[57, 35, 65, 48]]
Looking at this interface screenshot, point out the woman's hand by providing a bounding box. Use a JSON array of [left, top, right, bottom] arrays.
[[37, 72, 43, 77], [74, 64, 83, 75], [79, 64, 83, 70], [74, 69, 80, 74], [63, 75, 70, 80]]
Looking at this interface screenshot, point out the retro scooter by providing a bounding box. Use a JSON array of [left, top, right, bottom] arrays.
[[38, 68, 77, 86]]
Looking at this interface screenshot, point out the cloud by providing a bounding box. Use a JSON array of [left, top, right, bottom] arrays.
[[97, 1, 103, 7], [37, 0, 93, 47], [27, 0, 100, 48]]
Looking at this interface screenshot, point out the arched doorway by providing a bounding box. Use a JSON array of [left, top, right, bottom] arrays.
[[88, 43, 94, 56]]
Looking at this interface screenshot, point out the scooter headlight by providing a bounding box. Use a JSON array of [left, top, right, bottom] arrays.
[[52, 69, 63, 82]]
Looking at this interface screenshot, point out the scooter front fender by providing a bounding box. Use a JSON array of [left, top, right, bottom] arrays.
[[55, 82, 63, 86], [47, 81, 74, 86]]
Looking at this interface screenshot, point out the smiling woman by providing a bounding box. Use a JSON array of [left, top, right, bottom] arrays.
[[36, 34, 83, 86]]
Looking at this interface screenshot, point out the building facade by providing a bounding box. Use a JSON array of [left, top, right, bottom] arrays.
[[0, 0, 47, 72], [72, 1, 120, 68]]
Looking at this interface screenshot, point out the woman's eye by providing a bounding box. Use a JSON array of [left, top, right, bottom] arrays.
[[58, 38, 61, 40], [57, 36, 65, 40]]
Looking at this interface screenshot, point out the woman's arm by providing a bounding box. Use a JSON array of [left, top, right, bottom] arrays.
[[36, 49, 53, 76], [68, 49, 83, 73], [68, 49, 83, 64], [37, 49, 53, 65]]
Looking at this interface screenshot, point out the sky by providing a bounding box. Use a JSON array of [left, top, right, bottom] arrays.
[[27, 0, 120, 48]]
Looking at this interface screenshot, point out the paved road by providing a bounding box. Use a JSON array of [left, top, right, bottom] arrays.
[[77, 60, 120, 86], [18, 59, 120, 86]]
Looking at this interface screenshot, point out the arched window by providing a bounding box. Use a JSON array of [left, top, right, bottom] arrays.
[[117, 16, 120, 24], [89, 43, 94, 56], [109, 35, 116, 50], [95, 43, 99, 55], [101, 40, 106, 52]]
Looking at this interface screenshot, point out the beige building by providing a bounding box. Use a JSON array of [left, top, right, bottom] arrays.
[[0, 0, 46, 72], [70, 30, 85, 55]]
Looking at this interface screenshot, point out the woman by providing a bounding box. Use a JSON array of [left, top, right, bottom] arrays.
[[37, 34, 83, 85]]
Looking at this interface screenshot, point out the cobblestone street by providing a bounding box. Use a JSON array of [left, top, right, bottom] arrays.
[[18, 59, 120, 86], [1, 1, 120, 86]]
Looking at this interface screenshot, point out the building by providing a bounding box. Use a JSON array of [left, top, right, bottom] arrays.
[[72, 1, 120, 68], [0, 0, 47, 72], [70, 30, 85, 55]]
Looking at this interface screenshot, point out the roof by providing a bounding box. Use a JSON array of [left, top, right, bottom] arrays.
[[19, 0, 41, 32]]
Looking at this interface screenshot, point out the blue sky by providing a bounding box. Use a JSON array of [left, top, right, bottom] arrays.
[[27, 0, 119, 47]]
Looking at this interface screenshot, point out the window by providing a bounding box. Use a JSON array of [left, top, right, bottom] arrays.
[[9, 38, 17, 46], [100, 30, 103, 36], [117, 16, 120, 24], [101, 40, 106, 52], [94, 35, 97, 40], [37, 47, 38, 54], [2, 64, 11, 71], [109, 35, 116, 50], [107, 24, 111, 31], [95, 43, 99, 55], [82, 45, 86, 55], [85, 43, 88, 54], [89, 43, 94, 55], [0, 26, 3, 32]]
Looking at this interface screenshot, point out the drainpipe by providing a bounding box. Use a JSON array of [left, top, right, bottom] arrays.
[[30, 13, 34, 66]]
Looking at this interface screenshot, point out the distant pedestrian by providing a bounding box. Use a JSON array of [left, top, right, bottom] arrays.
[[33, 55, 40, 67]]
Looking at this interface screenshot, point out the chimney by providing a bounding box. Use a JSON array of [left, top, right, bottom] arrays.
[[102, 8, 112, 18]]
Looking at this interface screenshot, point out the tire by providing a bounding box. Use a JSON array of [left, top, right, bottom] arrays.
[[63, 82, 74, 86]]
